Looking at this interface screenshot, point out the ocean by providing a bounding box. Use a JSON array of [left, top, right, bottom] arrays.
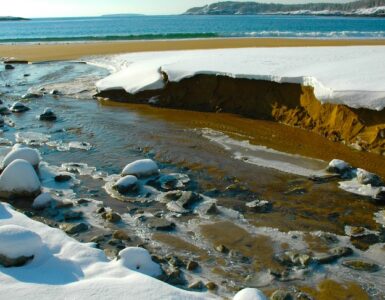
[[0, 14, 385, 42]]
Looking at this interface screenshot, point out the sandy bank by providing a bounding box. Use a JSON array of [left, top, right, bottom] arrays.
[[1, 38, 385, 62], [96, 74, 385, 157]]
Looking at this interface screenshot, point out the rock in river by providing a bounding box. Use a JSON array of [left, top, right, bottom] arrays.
[[39, 108, 57, 121], [10, 101, 30, 113], [112, 175, 138, 194], [342, 259, 380, 272], [246, 199, 272, 213], [122, 159, 159, 177]]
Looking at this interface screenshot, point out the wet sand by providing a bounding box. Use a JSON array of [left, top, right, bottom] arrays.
[[1, 38, 385, 62]]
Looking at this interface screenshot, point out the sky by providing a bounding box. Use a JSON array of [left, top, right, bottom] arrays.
[[2, 0, 352, 18]]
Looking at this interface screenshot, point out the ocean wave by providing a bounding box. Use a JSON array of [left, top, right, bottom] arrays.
[[1, 30, 384, 43], [225, 30, 385, 38], [0, 33, 219, 43]]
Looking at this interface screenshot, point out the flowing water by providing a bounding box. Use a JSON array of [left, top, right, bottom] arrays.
[[0, 61, 384, 299]]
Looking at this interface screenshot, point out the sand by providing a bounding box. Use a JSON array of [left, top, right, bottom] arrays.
[[1, 38, 385, 62]]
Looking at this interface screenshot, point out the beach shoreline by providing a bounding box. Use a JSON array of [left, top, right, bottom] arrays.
[[1, 37, 385, 62]]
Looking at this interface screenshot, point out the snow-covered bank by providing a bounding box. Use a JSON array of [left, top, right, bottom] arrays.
[[0, 202, 217, 299], [93, 46, 385, 110]]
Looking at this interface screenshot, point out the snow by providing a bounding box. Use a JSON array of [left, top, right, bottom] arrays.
[[0, 159, 41, 195], [93, 46, 385, 110], [0, 225, 43, 259], [117, 247, 162, 277], [233, 288, 267, 300], [122, 159, 159, 177], [2, 145, 41, 168], [0, 202, 217, 299], [32, 192, 54, 209], [327, 159, 351, 173], [115, 175, 138, 188]]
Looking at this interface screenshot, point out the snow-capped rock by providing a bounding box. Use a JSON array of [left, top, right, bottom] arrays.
[[39, 108, 57, 121], [0, 159, 41, 198], [233, 288, 267, 300], [32, 192, 54, 209], [122, 159, 159, 177], [117, 247, 162, 277], [326, 159, 352, 174], [356, 168, 383, 187], [0, 225, 42, 267], [113, 175, 138, 194], [2, 145, 41, 169], [10, 102, 30, 113]]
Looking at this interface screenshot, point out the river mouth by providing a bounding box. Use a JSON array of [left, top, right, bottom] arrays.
[[0, 61, 384, 298]]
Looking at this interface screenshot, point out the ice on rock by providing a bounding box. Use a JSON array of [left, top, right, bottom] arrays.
[[356, 168, 383, 186], [0, 225, 43, 259], [117, 247, 162, 277], [327, 159, 352, 174], [2, 144, 41, 169], [122, 159, 159, 177], [32, 192, 54, 209], [15, 132, 50, 146], [0, 159, 41, 197], [233, 288, 267, 300]]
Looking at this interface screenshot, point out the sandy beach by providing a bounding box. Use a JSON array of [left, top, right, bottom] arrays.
[[1, 38, 385, 62]]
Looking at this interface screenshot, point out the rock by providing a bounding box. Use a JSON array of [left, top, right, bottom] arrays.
[[32, 192, 54, 209], [205, 281, 218, 290], [61, 222, 88, 234], [186, 260, 199, 271], [10, 101, 30, 113], [215, 244, 229, 254], [326, 159, 352, 175], [234, 288, 267, 300], [0, 225, 42, 267], [24, 73, 30, 77], [0, 116, 4, 127], [342, 259, 380, 272], [275, 251, 311, 268], [121, 159, 159, 177], [189, 281, 204, 290], [0, 254, 33, 268], [22, 93, 41, 99], [270, 290, 293, 300], [356, 168, 383, 186], [39, 108, 57, 121], [166, 201, 190, 214], [2, 145, 41, 169], [176, 191, 201, 208], [113, 230, 131, 241], [96, 207, 106, 214], [4, 64, 14, 70], [163, 267, 186, 285], [146, 217, 175, 231], [284, 186, 307, 195], [296, 292, 314, 300], [50, 89, 60, 95], [76, 199, 90, 205], [54, 174, 72, 182], [158, 173, 190, 190], [315, 247, 353, 264], [104, 248, 119, 258], [245, 199, 272, 213], [63, 211, 83, 221], [112, 175, 138, 194], [101, 212, 122, 223], [0, 159, 41, 198], [201, 202, 218, 215], [165, 255, 185, 267], [90, 235, 105, 244], [0, 106, 11, 115]]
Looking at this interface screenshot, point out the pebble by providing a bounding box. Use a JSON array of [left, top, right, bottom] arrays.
[[188, 281, 204, 290], [245, 199, 272, 213], [186, 260, 199, 271], [145, 217, 176, 231], [205, 281, 218, 291], [342, 259, 380, 272], [215, 244, 229, 254], [101, 212, 122, 223], [61, 222, 88, 234], [112, 230, 131, 241]]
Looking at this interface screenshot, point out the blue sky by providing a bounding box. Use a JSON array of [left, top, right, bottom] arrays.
[[3, 0, 352, 18]]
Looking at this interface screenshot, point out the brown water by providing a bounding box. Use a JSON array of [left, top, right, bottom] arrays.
[[1, 61, 384, 299]]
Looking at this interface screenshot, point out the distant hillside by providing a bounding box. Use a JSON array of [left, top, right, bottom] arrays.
[[0, 16, 29, 21], [184, 0, 385, 16]]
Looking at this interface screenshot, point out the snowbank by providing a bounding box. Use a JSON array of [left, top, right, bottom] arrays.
[[122, 159, 159, 177], [2, 145, 41, 168], [0, 225, 42, 259], [93, 46, 385, 110], [0, 202, 216, 299], [0, 159, 41, 197], [117, 247, 162, 277]]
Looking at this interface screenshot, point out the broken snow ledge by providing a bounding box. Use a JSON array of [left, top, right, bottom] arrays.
[[95, 74, 385, 155]]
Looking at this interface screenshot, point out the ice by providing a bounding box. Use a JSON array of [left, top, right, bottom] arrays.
[[15, 132, 50, 146]]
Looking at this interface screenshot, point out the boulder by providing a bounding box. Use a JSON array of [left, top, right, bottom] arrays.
[[122, 159, 159, 177], [39, 108, 57, 121], [112, 175, 138, 194], [2, 145, 41, 169], [326, 159, 352, 175], [356, 168, 383, 186], [4, 64, 14, 70], [10, 101, 30, 113], [0, 225, 43, 267], [233, 288, 267, 300], [342, 259, 379, 272], [0, 159, 41, 198]]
